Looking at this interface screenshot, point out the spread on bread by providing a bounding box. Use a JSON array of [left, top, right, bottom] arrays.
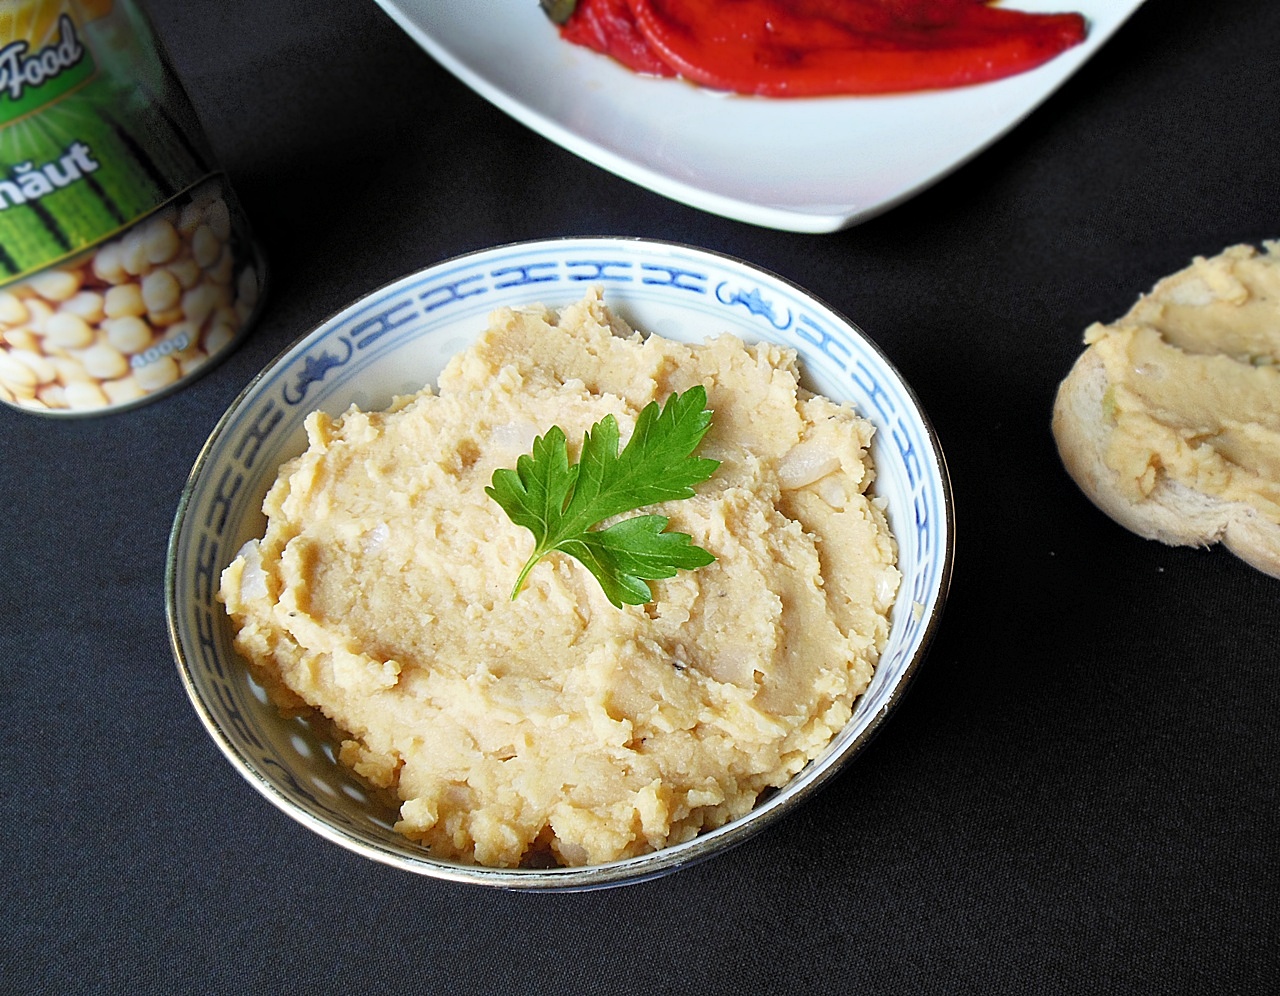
[[1053, 242, 1280, 578]]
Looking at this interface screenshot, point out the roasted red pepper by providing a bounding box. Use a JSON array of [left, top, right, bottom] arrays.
[[559, 0, 675, 77], [558, 0, 1087, 96]]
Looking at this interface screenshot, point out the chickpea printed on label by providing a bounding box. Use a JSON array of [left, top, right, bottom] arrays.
[[0, 181, 260, 413]]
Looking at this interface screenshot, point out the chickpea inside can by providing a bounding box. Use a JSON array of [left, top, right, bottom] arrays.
[[0, 179, 262, 415]]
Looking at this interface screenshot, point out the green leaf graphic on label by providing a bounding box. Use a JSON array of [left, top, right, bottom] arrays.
[[0, 15, 96, 126], [0, 3, 216, 284]]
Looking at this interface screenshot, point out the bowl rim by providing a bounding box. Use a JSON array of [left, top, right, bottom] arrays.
[[165, 235, 956, 890]]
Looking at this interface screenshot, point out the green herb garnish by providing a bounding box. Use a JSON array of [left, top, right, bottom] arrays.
[[486, 386, 719, 607]]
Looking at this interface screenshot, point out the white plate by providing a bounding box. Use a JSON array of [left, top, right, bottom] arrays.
[[374, 0, 1147, 233], [167, 237, 954, 889]]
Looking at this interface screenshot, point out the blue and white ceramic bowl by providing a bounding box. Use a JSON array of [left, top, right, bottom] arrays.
[[166, 237, 954, 890]]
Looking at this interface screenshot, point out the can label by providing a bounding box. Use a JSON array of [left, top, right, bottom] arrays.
[[0, 0, 216, 285], [0, 13, 95, 120], [0, 0, 264, 416]]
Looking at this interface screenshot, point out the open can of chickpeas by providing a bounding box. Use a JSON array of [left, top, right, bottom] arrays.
[[0, 0, 264, 416]]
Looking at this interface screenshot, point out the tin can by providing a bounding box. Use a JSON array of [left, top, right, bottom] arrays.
[[0, 0, 264, 416]]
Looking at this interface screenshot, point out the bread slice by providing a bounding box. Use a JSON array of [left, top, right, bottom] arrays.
[[1051, 244, 1280, 579], [1053, 348, 1280, 577]]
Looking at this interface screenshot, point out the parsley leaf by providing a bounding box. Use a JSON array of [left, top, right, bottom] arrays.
[[486, 386, 720, 607]]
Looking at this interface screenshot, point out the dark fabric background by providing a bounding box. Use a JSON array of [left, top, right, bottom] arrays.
[[4, 1, 1277, 993]]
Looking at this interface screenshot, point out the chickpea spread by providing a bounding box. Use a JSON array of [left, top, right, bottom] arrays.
[[1083, 243, 1280, 520], [219, 292, 900, 867]]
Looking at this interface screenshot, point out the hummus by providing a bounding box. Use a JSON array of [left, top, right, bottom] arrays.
[[1086, 242, 1280, 521], [219, 291, 900, 867]]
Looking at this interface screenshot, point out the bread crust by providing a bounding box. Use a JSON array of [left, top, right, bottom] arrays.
[[1052, 345, 1280, 579]]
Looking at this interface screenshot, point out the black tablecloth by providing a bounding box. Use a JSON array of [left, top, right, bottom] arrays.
[[6, 1, 1278, 992]]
